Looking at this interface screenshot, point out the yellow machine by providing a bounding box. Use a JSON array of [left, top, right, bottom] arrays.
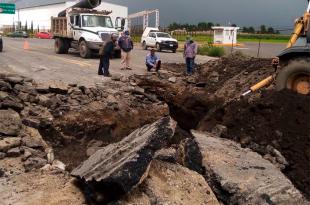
[[242, 1, 310, 96]]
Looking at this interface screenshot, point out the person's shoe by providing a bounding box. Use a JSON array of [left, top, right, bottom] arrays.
[[126, 67, 132, 70], [103, 73, 112, 77], [121, 68, 125, 70]]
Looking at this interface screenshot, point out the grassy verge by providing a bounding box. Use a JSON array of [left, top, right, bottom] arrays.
[[198, 44, 225, 57], [131, 33, 290, 44]]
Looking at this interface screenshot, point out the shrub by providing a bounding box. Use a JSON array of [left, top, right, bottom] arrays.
[[198, 44, 225, 57]]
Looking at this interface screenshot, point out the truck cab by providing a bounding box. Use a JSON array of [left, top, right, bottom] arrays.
[[52, 8, 121, 58]]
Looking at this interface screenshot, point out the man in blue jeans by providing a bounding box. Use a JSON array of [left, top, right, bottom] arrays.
[[146, 49, 161, 72], [183, 36, 198, 75], [98, 34, 118, 77]]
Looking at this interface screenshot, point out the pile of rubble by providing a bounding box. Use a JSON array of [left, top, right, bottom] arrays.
[[1, 53, 309, 205]]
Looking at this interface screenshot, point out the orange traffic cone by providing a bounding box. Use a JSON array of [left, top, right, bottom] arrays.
[[23, 40, 29, 50]]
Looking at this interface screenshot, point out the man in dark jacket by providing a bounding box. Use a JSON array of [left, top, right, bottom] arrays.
[[118, 30, 134, 70], [98, 34, 117, 77]]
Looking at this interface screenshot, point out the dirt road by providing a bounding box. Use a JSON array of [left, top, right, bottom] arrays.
[[0, 37, 215, 86]]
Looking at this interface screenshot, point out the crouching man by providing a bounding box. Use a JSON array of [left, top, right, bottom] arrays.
[[146, 48, 161, 72]]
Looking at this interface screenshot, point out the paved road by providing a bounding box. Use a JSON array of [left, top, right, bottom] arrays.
[[0, 37, 215, 86], [232, 42, 286, 58]]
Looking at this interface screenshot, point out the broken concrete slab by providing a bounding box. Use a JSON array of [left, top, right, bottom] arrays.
[[49, 82, 68, 94], [0, 137, 21, 152], [187, 130, 308, 205], [116, 160, 220, 205], [71, 117, 177, 203], [21, 126, 49, 150], [7, 147, 22, 157], [0, 109, 22, 136]]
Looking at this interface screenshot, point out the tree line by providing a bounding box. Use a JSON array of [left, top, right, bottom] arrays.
[[168, 22, 280, 34]]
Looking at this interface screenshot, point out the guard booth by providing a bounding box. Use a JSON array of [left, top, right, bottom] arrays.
[[212, 26, 240, 45]]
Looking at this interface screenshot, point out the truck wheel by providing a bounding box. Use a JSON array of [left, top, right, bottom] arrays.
[[156, 43, 161, 52], [55, 38, 66, 54], [142, 41, 147, 50], [172, 49, 176, 53], [63, 39, 70, 54], [276, 61, 310, 95], [79, 40, 92, 58]]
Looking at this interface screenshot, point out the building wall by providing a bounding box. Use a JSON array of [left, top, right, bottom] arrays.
[[0, 1, 128, 31]]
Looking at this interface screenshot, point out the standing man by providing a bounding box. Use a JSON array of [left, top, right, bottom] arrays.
[[183, 36, 198, 75], [146, 48, 161, 72], [118, 30, 134, 70], [98, 34, 118, 77]]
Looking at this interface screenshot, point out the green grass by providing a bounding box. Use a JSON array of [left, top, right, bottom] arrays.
[[131, 33, 290, 44], [198, 44, 225, 57]]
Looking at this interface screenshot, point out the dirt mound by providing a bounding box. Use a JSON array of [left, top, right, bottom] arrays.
[[198, 90, 310, 199]]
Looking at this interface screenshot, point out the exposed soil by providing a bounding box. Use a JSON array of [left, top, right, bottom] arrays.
[[198, 90, 310, 199]]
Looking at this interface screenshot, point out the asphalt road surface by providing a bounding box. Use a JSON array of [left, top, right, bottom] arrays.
[[233, 42, 286, 58], [0, 37, 215, 86]]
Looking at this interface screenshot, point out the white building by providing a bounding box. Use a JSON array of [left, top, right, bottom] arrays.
[[212, 26, 240, 45], [0, 0, 128, 31]]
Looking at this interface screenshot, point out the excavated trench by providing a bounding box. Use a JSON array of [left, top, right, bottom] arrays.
[[38, 56, 309, 201]]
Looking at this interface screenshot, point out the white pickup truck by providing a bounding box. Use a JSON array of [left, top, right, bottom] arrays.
[[141, 27, 178, 53]]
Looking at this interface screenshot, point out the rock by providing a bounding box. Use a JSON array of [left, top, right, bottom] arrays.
[[35, 83, 50, 93], [4, 76, 24, 84], [0, 97, 24, 111], [154, 147, 177, 163], [211, 124, 227, 137], [24, 157, 48, 172], [0, 152, 6, 159], [131, 87, 145, 94], [86, 146, 102, 157], [0, 80, 12, 91], [52, 160, 66, 171], [22, 118, 41, 129], [0, 91, 8, 99], [0, 109, 22, 136], [168, 77, 177, 83], [49, 82, 68, 94], [22, 149, 32, 161], [22, 146, 47, 159], [7, 147, 22, 157], [37, 95, 53, 107], [117, 160, 220, 205], [0, 137, 21, 152], [186, 76, 196, 84], [186, 130, 307, 205], [71, 117, 177, 203], [112, 74, 122, 81], [209, 71, 220, 83], [21, 126, 48, 149], [106, 95, 118, 105]]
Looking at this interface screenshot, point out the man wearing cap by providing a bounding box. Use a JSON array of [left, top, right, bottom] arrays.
[[98, 34, 118, 77], [118, 30, 134, 70], [183, 36, 198, 75], [146, 49, 161, 72]]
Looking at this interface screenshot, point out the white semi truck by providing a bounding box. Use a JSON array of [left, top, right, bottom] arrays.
[[51, 0, 122, 58]]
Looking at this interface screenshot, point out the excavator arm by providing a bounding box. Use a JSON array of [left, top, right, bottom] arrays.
[[242, 1, 310, 96]]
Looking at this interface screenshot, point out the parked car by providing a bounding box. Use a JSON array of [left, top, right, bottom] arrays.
[[8, 31, 29, 38], [0, 34, 3, 52], [35, 32, 52, 39], [141, 27, 178, 53]]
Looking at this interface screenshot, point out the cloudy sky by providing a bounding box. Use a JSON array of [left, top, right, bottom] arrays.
[[106, 0, 306, 29]]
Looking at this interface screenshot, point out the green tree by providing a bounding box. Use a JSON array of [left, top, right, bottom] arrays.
[[231, 23, 237, 27], [197, 22, 208, 31], [242, 27, 248, 33], [248, 27, 255, 33], [267, 27, 275, 34], [207, 22, 214, 30], [260, 25, 267, 33]]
